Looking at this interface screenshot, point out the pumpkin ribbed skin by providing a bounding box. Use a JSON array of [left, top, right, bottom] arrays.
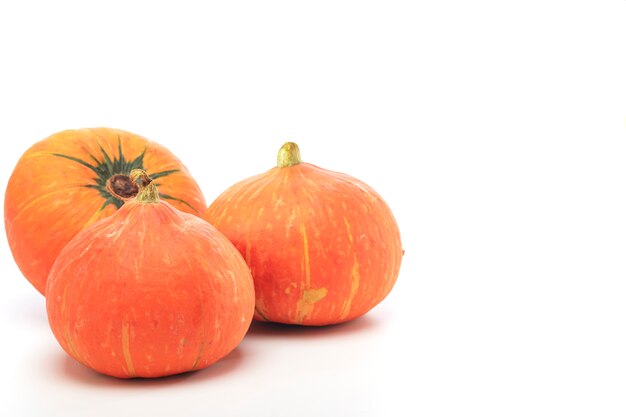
[[46, 192, 254, 379], [204, 143, 402, 326], [5, 128, 206, 295]]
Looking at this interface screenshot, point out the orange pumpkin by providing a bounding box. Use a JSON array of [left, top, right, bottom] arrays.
[[46, 170, 254, 379], [204, 142, 402, 326], [5, 128, 206, 295]]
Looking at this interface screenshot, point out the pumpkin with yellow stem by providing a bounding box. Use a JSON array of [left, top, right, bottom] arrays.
[[46, 170, 254, 378], [204, 142, 403, 326]]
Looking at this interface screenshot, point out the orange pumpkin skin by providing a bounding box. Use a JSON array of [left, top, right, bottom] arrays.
[[46, 174, 254, 378], [5, 128, 206, 295], [204, 143, 402, 326]]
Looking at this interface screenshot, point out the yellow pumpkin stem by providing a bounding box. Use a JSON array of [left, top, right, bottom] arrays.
[[277, 142, 302, 168], [129, 169, 160, 204]]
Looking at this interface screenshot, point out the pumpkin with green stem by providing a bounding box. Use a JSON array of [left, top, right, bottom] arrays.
[[5, 128, 206, 295]]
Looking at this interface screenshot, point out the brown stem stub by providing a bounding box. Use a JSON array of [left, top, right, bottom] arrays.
[[106, 174, 139, 201]]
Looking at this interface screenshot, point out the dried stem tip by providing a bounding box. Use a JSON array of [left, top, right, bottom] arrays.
[[277, 142, 302, 168], [129, 169, 160, 204]]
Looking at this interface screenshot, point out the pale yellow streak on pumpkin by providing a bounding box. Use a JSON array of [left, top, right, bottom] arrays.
[[340, 217, 360, 320], [213, 200, 231, 227], [233, 185, 252, 210], [240, 172, 283, 322], [20, 150, 72, 160], [184, 247, 207, 371], [8, 186, 86, 231], [294, 220, 329, 323], [294, 216, 309, 323], [211, 191, 235, 226], [300, 222, 311, 289], [216, 172, 276, 227], [61, 281, 85, 365], [282, 167, 291, 186], [121, 320, 136, 377], [240, 171, 279, 209], [248, 170, 278, 201], [344, 216, 354, 244], [300, 186, 314, 202], [285, 208, 297, 239]]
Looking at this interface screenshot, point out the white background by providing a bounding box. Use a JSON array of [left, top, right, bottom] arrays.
[[1, 1, 625, 416]]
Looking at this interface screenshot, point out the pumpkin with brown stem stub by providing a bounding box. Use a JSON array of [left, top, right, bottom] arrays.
[[4, 128, 206, 295], [204, 142, 403, 326]]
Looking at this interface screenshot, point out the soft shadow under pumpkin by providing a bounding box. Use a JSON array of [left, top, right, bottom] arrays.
[[58, 347, 247, 388], [245, 314, 383, 340]]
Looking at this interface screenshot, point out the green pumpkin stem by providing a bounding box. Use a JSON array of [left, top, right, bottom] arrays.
[[129, 169, 160, 204], [277, 142, 302, 168]]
